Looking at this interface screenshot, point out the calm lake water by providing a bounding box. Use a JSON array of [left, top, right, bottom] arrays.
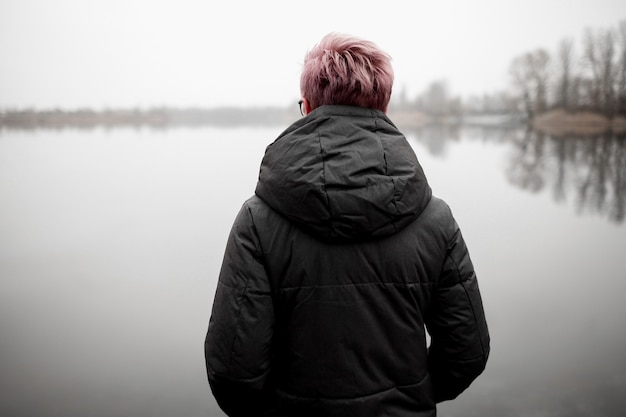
[[1, 124, 625, 417]]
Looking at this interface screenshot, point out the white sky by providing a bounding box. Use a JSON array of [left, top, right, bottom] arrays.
[[1, 0, 625, 110]]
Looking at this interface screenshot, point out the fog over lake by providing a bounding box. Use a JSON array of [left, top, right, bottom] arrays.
[[1, 125, 624, 416]]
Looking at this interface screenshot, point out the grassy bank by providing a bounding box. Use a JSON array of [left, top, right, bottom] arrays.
[[532, 109, 626, 136]]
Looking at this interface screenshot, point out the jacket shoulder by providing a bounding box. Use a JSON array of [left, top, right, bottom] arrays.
[[243, 194, 269, 211], [240, 195, 295, 240], [417, 196, 458, 235], [241, 195, 279, 224]]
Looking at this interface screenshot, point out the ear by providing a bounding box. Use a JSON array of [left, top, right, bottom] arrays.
[[303, 98, 312, 115]]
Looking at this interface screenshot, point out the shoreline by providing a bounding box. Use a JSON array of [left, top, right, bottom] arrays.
[[532, 109, 626, 136], [1, 107, 626, 136]]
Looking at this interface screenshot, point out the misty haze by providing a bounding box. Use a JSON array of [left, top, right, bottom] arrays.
[[1, 118, 625, 416], [2, 2, 626, 416]]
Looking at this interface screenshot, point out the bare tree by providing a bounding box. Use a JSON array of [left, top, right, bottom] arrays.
[[414, 80, 457, 118], [568, 75, 584, 110], [582, 28, 601, 109], [510, 54, 534, 116], [556, 39, 575, 110], [582, 27, 617, 115], [423, 81, 448, 116], [617, 20, 626, 115], [507, 20, 626, 118], [510, 49, 551, 118], [600, 29, 617, 115]]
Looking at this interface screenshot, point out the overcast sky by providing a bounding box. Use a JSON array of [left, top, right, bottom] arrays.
[[1, 0, 624, 110]]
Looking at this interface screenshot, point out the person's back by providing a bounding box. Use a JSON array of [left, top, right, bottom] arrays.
[[204, 33, 490, 417]]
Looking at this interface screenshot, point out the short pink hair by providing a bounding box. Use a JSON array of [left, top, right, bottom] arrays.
[[300, 33, 394, 112]]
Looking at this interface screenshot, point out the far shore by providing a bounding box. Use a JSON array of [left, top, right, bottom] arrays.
[[1, 107, 626, 136], [531, 109, 626, 136], [391, 108, 626, 137]]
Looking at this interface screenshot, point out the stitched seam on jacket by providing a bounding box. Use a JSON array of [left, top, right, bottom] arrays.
[[461, 274, 488, 359], [225, 204, 256, 374], [373, 114, 401, 234], [247, 199, 273, 294], [278, 373, 429, 401], [447, 231, 488, 359], [317, 129, 331, 233], [279, 281, 435, 290]]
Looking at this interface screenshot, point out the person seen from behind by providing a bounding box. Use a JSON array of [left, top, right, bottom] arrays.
[[204, 32, 490, 417]]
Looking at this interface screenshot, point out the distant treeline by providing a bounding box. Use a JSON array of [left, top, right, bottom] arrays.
[[3, 20, 625, 131], [0, 107, 297, 130], [0, 105, 527, 131], [394, 20, 626, 120], [510, 19, 626, 118]]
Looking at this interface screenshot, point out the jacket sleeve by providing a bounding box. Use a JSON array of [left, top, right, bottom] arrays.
[[426, 222, 490, 403], [204, 202, 276, 416]]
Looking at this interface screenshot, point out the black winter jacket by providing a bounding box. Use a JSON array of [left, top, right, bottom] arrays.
[[205, 105, 490, 417]]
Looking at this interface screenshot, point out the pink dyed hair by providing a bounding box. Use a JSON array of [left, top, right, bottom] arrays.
[[300, 33, 394, 112]]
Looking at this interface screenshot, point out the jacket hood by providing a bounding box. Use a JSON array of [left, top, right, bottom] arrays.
[[255, 105, 432, 241]]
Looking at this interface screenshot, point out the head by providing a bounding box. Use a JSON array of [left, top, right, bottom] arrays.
[[300, 33, 394, 114]]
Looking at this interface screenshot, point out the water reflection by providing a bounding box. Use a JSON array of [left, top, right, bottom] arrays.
[[1, 123, 624, 417], [397, 122, 626, 225], [507, 129, 625, 224], [399, 124, 462, 156]]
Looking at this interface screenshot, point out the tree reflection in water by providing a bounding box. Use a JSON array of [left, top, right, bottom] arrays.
[[507, 129, 626, 224]]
